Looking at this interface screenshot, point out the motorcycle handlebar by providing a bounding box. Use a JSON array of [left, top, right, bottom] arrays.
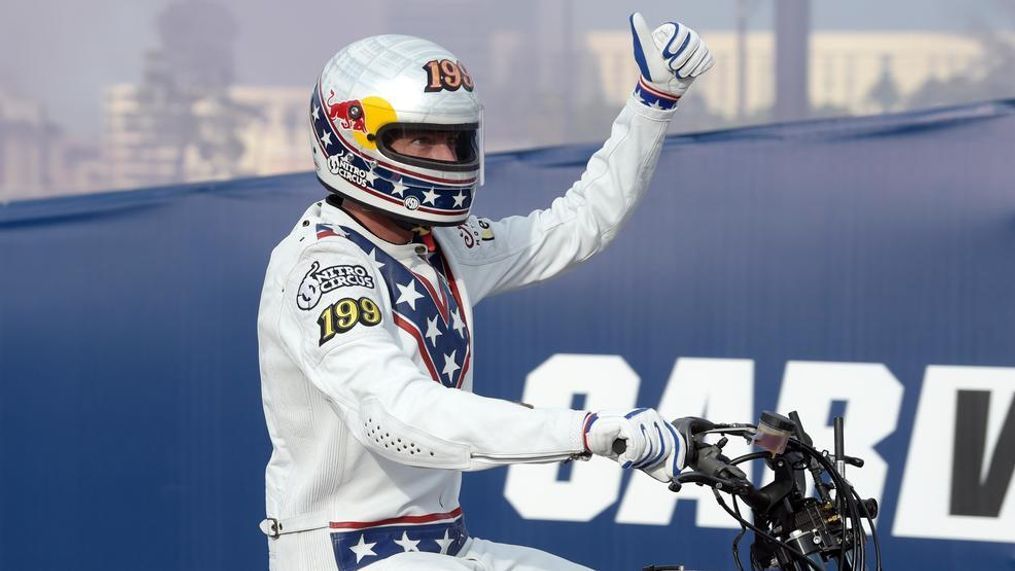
[[611, 436, 755, 498], [691, 444, 748, 482]]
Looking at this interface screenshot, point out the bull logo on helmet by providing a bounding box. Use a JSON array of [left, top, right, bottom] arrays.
[[326, 90, 366, 133]]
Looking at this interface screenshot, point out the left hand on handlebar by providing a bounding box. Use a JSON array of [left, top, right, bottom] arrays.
[[583, 408, 686, 482]]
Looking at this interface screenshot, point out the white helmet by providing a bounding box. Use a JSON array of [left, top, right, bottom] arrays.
[[310, 35, 483, 226]]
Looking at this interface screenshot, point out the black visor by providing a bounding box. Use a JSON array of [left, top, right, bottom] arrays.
[[376, 122, 479, 172]]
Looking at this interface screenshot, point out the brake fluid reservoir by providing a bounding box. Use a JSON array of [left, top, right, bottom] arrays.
[[754, 411, 795, 455]]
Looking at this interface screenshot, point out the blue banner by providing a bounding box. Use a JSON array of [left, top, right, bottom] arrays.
[[2, 100, 1014, 570]]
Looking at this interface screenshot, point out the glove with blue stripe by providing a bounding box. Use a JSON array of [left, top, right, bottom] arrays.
[[629, 12, 714, 109], [583, 408, 686, 482]]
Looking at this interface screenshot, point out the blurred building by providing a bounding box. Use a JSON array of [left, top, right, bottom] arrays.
[[586, 31, 987, 122], [774, 0, 811, 121], [0, 92, 50, 202], [379, 0, 594, 150], [229, 86, 308, 176], [104, 84, 307, 190], [13, 24, 1009, 202], [0, 91, 105, 202]]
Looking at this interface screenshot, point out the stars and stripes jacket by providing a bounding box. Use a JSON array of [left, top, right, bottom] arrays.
[[257, 94, 678, 541]]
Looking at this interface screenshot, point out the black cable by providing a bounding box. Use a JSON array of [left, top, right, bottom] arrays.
[[793, 441, 871, 570], [695, 429, 880, 570], [729, 451, 771, 465], [712, 488, 825, 571], [729, 492, 747, 571], [853, 488, 883, 571], [824, 454, 864, 570], [784, 441, 854, 567], [838, 465, 867, 571]]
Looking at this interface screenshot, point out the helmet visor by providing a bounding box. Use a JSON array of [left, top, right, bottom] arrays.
[[376, 123, 479, 173]]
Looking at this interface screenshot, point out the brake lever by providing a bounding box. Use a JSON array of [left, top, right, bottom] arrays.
[[671, 471, 753, 495]]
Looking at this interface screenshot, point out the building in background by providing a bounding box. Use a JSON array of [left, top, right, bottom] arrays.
[[104, 83, 306, 191], [774, 0, 811, 122], [0, 91, 105, 202], [378, 0, 603, 150], [229, 86, 308, 177], [101, 0, 306, 193], [0, 92, 51, 202], [4, 8, 1010, 203]]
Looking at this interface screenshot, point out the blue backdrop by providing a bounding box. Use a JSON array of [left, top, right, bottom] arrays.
[[1, 100, 1013, 570]]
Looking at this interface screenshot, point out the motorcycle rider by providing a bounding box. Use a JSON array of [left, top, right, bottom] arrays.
[[258, 12, 714, 570]]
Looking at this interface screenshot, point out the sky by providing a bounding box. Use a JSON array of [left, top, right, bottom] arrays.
[[2, 0, 1012, 138]]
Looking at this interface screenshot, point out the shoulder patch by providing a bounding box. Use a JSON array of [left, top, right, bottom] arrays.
[[454, 218, 495, 249], [296, 261, 376, 311]]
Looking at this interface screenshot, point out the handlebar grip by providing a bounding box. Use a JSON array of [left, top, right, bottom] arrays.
[[693, 445, 748, 482], [612, 439, 627, 455]]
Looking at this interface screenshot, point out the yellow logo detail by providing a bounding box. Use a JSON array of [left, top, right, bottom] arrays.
[[353, 96, 398, 150]]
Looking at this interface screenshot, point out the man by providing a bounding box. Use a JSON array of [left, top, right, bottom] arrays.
[[258, 12, 714, 570]]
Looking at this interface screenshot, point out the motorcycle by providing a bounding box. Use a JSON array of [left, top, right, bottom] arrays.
[[633, 411, 882, 571]]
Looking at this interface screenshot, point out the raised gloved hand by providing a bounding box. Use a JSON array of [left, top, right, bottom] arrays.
[[583, 408, 686, 482], [629, 11, 714, 107]]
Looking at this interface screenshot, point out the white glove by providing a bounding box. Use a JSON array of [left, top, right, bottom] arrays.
[[583, 408, 686, 483], [630, 12, 714, 103]]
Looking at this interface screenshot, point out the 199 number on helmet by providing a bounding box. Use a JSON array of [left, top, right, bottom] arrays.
[[422, 59, 475, 93]]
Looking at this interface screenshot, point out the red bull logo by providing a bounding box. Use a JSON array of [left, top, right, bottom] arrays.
[[326, 90, 366, 133]]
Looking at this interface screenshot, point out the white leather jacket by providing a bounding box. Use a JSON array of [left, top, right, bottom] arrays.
[[257, 95, 676, 539]]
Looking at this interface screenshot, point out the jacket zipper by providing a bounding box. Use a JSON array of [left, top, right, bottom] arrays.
[[470, 450, 589, 463]]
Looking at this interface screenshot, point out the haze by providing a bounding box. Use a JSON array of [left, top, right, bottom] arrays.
[[3, 0, 1012, 139]]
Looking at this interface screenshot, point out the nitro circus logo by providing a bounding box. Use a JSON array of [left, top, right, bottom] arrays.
[[296, 261, 375, 310], [328, 153, 371, 189]]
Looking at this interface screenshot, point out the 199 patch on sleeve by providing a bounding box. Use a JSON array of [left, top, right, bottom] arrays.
[[317, 297, 382, 345]]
